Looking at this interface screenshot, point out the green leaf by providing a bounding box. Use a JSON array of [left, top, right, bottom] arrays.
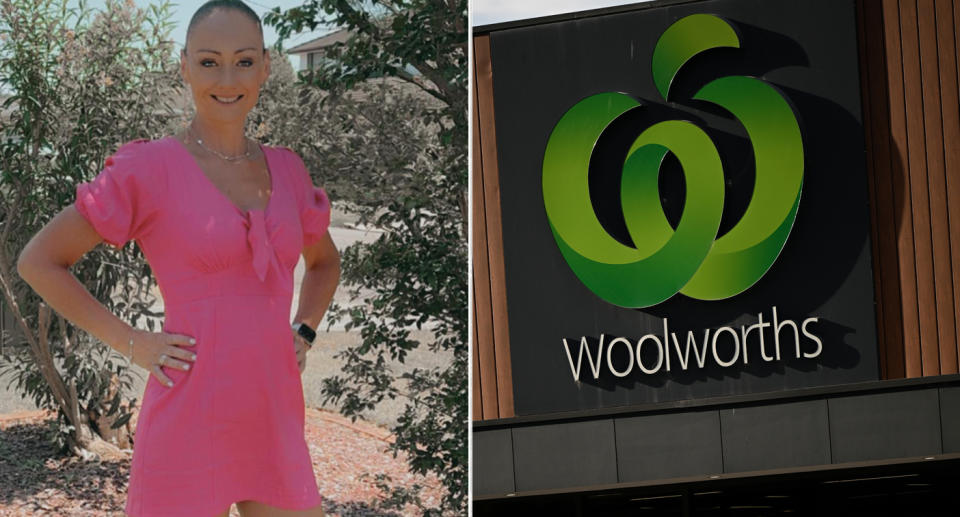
[[109, 411, 132, 429]]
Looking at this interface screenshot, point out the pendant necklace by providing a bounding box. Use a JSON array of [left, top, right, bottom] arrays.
[[185, 126, 255, 162]]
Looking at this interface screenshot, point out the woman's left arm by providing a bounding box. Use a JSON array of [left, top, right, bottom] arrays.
[[292, 232, 340, 371]]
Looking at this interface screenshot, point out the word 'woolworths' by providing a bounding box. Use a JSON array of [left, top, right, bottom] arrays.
[[563, 306, 822, 381]]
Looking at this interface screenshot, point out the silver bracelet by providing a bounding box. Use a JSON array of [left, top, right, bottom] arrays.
[[128, 333, 135, 363]]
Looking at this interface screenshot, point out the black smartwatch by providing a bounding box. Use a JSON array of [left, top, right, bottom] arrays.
[[291, 322, 317, 348]]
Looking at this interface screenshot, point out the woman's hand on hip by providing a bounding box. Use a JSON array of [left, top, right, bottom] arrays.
[[293, 333, 310, 375], [130, 329, 197, 388]]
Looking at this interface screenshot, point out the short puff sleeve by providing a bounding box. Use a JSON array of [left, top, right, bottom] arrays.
[[283, 148, 331, 248], [74, 139, 161, 248]]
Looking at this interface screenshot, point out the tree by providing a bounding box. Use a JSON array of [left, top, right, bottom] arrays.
[[0, 0, 180, 459], [265, 0, 467, 141], [265, 1, 468, 514]]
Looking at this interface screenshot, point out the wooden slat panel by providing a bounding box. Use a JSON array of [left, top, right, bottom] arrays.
[[941, 0, 960, 373], [883, 0, 923, 377], [918, 0, 958, 374], [475, 34, 515, 418], [472, 290, 483, 420], [899, 0, 940, 375], [861, 0, 906, 378], [472, 53, 500, 420]]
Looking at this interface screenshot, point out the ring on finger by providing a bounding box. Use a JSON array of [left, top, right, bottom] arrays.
[[159, 353, 167, 366]]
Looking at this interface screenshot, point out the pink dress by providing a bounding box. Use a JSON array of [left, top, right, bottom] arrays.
[[74, 136, 331, 516]]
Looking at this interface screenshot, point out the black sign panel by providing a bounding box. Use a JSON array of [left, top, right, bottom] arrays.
[[488, 0, 879, 415]]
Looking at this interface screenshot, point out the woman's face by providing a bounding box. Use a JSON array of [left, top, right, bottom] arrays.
[[180, 8, 270, 127]]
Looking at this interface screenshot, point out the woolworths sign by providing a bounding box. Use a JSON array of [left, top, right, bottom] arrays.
[[487, 0, 879, 415], [546, 14, 816, 381]]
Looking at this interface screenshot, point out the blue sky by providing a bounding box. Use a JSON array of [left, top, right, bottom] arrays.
[[471, 0, 645, 27], [80, 1, 332, 67], [73, 1, 653, 61]]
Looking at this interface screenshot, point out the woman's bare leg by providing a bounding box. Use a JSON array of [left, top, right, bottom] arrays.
[[236, 500, 324, 517]]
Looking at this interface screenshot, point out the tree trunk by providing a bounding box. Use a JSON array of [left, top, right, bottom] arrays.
[[0, 271, 130, 459], [85, 372, 135, 450], [37, 304, 128, 459]]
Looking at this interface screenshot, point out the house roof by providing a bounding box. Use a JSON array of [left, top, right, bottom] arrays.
[[287, 29, 352, 54]]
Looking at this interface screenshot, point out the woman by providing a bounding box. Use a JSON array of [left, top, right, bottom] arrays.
[[16, 1, 338, 516]]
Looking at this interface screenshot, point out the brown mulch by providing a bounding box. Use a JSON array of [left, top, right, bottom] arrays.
[[0, 408, 442, 516]]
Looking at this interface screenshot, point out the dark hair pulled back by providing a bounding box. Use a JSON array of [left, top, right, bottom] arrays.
[[185, 0, 264, 51]]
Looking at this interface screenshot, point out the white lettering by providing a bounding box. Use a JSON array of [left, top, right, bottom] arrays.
[[711, 326, 741, 367], [801, 317, 823, 358], [740, 313, 768, 365], [606, 337, 635, 377], [757, 312, 773, 361], [663, 318, 671, 372], [636, 334, 664, 374], [671, 329, 711, 369], [562, 307, 826, 382], [773, 306, 800, 360], [562, 334, 605, 381]]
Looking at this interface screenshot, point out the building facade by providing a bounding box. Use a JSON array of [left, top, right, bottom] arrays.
[[471, 0, 960, 514]]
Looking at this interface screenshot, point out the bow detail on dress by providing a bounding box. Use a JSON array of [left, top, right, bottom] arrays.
[[243, 211, 282, 282]]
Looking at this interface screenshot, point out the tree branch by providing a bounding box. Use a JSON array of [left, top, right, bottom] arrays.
[[393, 68, 448, 104]]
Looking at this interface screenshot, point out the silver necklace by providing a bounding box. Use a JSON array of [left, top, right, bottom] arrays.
[[185, 126, 255, 162]]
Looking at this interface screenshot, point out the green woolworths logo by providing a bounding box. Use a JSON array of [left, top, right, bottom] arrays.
[[542, 14, 804, 309]]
